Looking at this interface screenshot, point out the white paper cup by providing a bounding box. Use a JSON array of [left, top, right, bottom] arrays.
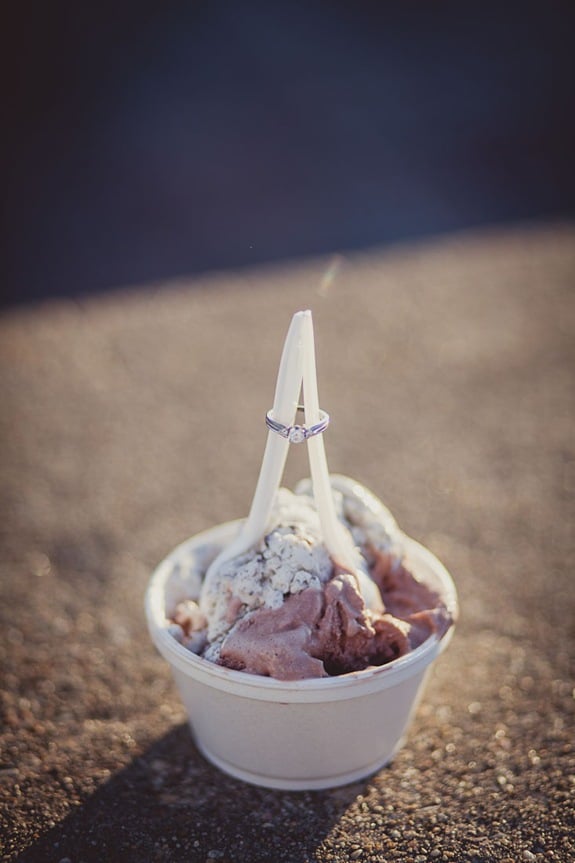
[[145, 521, 457, 790]]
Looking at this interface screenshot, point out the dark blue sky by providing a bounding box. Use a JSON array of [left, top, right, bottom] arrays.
[[2, 1, 574, 305]]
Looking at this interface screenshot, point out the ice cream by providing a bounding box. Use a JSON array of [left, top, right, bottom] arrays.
[[147, 310, 457, 788], [167, 476, 450, 681]]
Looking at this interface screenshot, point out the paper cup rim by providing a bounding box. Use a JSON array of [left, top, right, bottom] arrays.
[[145, 520, 458, 700]]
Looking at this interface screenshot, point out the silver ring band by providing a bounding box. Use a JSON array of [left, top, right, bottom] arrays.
[[266, 405, 330, 444]]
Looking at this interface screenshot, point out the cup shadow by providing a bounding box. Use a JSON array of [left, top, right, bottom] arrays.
[[16, 723, 369, 863]]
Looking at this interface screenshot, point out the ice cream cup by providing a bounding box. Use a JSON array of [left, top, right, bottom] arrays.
[[145, 521, 458, 791]]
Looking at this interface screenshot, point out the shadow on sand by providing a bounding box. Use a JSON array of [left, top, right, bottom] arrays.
[[17, 723, 368, 863]]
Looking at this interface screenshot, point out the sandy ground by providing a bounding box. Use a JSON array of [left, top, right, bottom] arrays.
[[1, 224, 574, 862]]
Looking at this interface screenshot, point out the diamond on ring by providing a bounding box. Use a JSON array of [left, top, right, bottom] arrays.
[[288, 426, 307, 444], [265, 406, 330, 443]]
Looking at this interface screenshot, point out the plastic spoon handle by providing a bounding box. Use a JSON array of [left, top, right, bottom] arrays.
[[202, 311, 307, 579], [302, 313, 383, 610], [241, 310, 308, 549]]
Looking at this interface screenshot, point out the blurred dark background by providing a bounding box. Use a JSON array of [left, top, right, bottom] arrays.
[[2, 1, 574, 307]]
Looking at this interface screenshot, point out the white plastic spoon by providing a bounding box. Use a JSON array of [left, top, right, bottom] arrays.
[[200, 310, 308, 600], [301, 312, 383, 611], [200, 309, 382, 612]]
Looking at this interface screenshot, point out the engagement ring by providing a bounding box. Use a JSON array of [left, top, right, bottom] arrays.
[[265, 405, 330, 444]]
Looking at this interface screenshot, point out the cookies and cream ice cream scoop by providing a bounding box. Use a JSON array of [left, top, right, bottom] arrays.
[[171, 476, 448, 680]]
